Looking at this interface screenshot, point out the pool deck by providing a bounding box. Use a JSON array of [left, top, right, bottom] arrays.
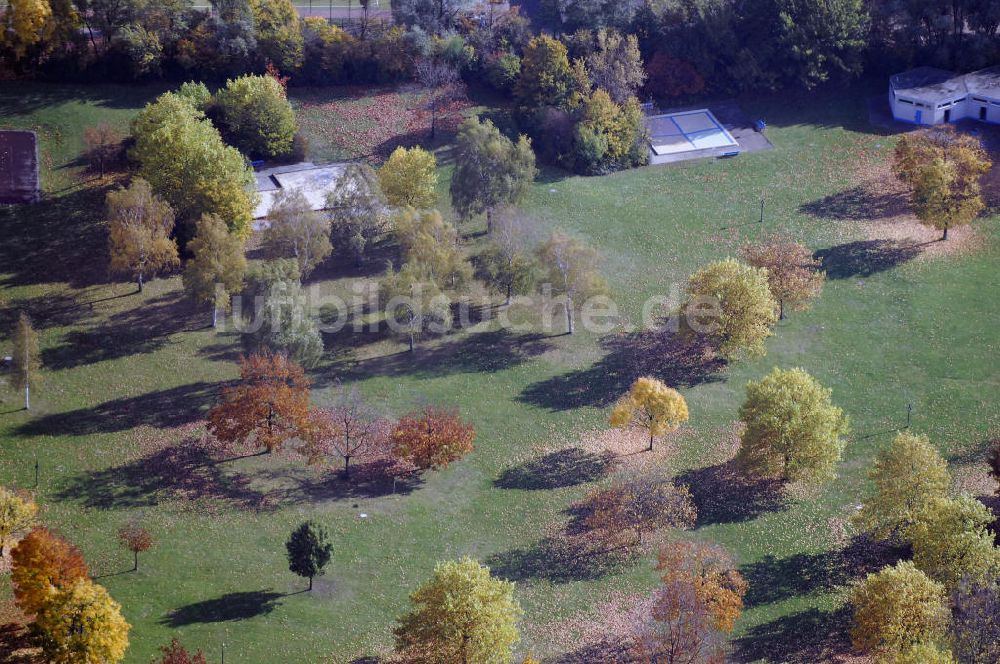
[[645, 101, 774, 165]]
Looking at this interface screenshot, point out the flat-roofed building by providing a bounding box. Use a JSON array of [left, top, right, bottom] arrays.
[[0, 130, 40, 204], [890, 66, 1000, 125]]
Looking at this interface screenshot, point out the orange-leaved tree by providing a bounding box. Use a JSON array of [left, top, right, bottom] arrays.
[[11, 527, 89, 615], [301, 384, 387, 479], [391, 407, 475, 470], [207, 351, 312, 453]]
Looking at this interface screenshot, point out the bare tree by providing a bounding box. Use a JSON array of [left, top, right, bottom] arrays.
[[415, 59, 462, 140], [302, 383, 386, 478]]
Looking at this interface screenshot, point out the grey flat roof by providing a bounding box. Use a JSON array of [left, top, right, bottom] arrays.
[[0, 130, 40, 204], [965, 66, 1000, 97], [891, 67, 965, 101]]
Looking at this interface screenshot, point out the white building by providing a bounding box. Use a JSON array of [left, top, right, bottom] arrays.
[[890, 66, 1000, 125]]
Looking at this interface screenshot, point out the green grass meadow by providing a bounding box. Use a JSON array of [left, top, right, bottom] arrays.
[[1, 80, 998, 662]]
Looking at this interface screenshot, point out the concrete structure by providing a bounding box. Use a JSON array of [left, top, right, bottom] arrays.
[[253, 161, 347, 224], [0, 130, 40, 204], [890, 66, 1000, 125]]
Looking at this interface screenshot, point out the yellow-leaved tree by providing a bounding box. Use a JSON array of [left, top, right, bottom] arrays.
[[182, 213, 247, 328], [35, 578, 130, 664], [850, 561, 950, 660], [854, 431, 951, 541], [906, 495, 1000, 589], [106, 178, 180, 293], [736, 367, 849, 483], [609, 376, 689, 451], [10, 311, 41, 410], [394, 557, 522, 664], [684, 258, 778, 360], [0, 0, 53, 60], [378, 146, 439, 209], [0, 487, 38, 556]]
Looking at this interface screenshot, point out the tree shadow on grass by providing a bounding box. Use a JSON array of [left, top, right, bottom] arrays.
[[0, 623, 40, 664], [675, 460, 787, 527], [799, 185, 908, 221], [494, 447, 617, 490], [16, 381, 220, 437], [485, 535, 635, 585], [814, 239, 923, 280], [0, 291, 98, 338], [40, 292, 200, 369], [732, 606, 854, 663], [547, 640, 636, 663], [253, 461, 425, 504], [53, 437, 270, 511], [0, 182, 114, 289], [161, 590, 284, 627], [520, 330, 726, 411], [740, 535, 905, 607]]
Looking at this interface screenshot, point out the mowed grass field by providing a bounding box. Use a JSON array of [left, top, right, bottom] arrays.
[[1, 80, 999, 663]]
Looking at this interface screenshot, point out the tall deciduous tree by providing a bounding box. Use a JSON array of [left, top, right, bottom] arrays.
[[391, 407, 475, 470], [585, 29, 645, 104], [478, 211, 540, 305], [106, 178, 180, 293], [450, 118, 537, 233], [894, 127, 991, 240], [35, 579, 130, 664], [906, 495, 1000, 589], [251, 0, 304, 72], [378, 146, 439, 209], [854, 431, 950, 541], [183, 213, 247, 328], [286, 520, 332, 591], [262, 188, 332, 279], [684, 258, 778, 360], [301, 384, 385, 478], [379, 261, 452, 352], [214, 73, 298, 159], [131, 91, 257, 238], [0, 487, 38, 555], [10, 312, 41, 410], [394, 557, 522, 664], [327, 163, 390, 266], [0, 0, 54, 60], [415, 58, 462, 140], [250, 277, 325, 368], [11, 527, 89, 616], [83, 123, 124, 178], [515, 35, 575, 107], [609, 377, 689, 451], [736, 367, 849, 483], [207, 351, 312, 453], [394, 208, 473, 290], [741, 235, 824, 319], [535, 230, 608, 335], [850, 561, 950, 660]]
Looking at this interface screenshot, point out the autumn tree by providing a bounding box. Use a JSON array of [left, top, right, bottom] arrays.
[[10, 527, 89, 616], [893, 126, 991, 240], [156, 639, 209, 664], [391, 407, 475, 470], [118, 521, 153, 572], [301, 384, 385, 479], [214, 73, 298, 159], [850, 561, 950, 660], [0, 0, 54, 60], [740, 235, 824, 320], [640, 540, 747, 663], [736, 367, 850, 483], [477, 210, 540, 305], [131, 91, 256, 238], [990, 437, 1000, 495], [515, 35, 575, 107], [394, 557, 522, 664], [106, 178, 180, 292], [378, 146, 439, 209], [854, 431, 950, 542], [286, 520, 332, 591], [251, 0, 304, 73], [262, 188, 332, 279], [10, 311, 41, 410], [35, 579, 130, 664], [951, 580, 1000, 664], [182, 213, 247, 328], [83, 123, 124, 178], [585, 29, 645, 104], [247, 266, 324, 368], [536, 230, 608, 335], [609, 377, 689, 452], [584, 470, 696, 546], [906, 495, 1000, 589], [394, 207, 473, 290], [415, 58, 462, 140], [0, 487, 38, 555], [207, 351, 312, 453], [379, 261, 453, 352], [450, 118, 537, 233], [327, 163, 390, 266], [684, 258, 778, 360]]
